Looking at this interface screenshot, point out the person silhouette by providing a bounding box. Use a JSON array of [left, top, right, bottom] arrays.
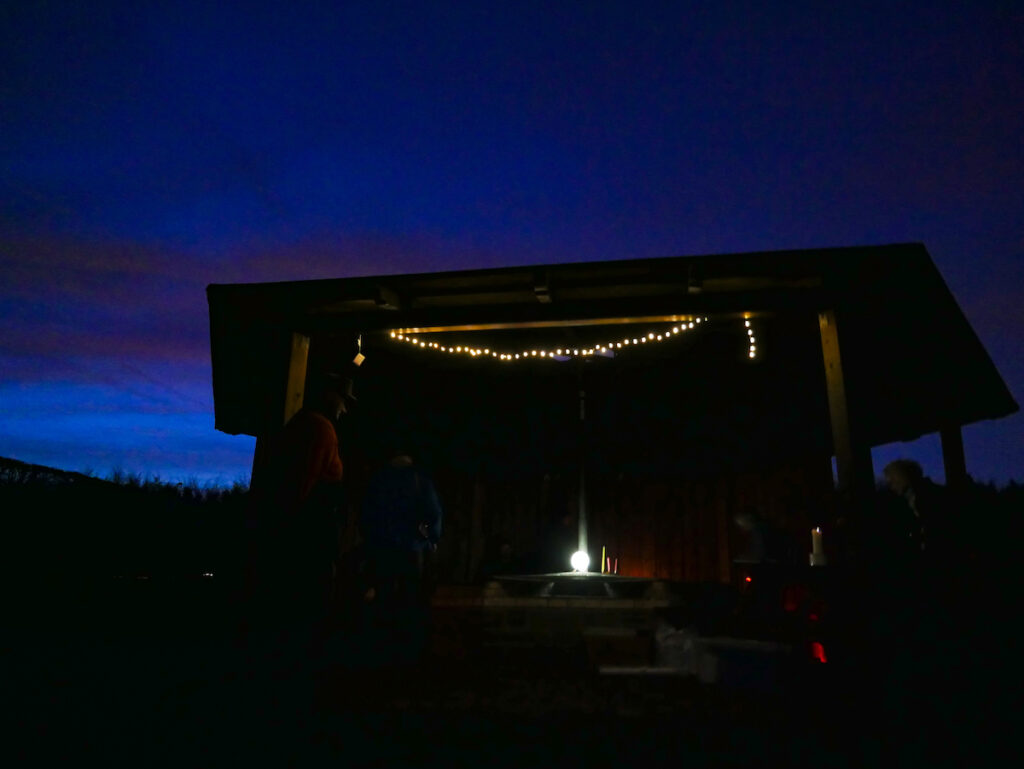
[[359, 446, 443, 666], [246, 375, 355, 674]]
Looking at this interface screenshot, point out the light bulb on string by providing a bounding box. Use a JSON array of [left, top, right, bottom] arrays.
[[387, 316, 717, 363]]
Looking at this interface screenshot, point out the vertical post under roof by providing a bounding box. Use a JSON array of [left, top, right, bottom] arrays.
[[250, 331, 310, 491], [818, 309, 875, 503], [940, 424, 968, 491], [577, 374, 588, 561], [283, 332, 310, 426]]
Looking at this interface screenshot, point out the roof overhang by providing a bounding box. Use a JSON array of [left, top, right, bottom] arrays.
[[207, 243, 1017, 448]]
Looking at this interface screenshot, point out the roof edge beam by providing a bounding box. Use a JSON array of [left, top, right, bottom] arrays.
[[291, 288, 832, 334]]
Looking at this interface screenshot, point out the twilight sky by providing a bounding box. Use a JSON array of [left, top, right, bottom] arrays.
[[2, 1, 1021, 487]]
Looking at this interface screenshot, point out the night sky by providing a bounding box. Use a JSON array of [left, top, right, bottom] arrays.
[[2, 1, 1021, 486]]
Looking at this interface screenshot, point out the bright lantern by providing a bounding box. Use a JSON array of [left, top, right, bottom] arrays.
[[570, 551, 590, 572]]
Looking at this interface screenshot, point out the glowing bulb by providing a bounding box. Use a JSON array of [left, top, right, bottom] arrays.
[[657, 335, 663, 341], [673, 327, 679, 333], [750, 337, 756, 343], [688, 322, 694, 328], [648, 333, 654, 339], [570, 551, 590, 572], [745, 320, 751, 327], [389, 331, 396, 338], [641, 338, 647, 343], [749, 351, 756, 358], [696, 318, 701, 323], [616, 343, 622, 348], [632, 339, 638, 344], [515, 354, 520, 359]]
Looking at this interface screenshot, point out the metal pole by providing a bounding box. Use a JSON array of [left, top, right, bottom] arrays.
[[578, 366, 588, 558]]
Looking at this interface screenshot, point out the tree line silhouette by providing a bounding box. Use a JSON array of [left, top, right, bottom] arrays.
[[3, 457, 250, 584], [5, 454, 1022, 586]]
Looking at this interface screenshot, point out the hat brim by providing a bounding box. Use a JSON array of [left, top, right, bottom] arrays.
[[324, 372, 357, 402]]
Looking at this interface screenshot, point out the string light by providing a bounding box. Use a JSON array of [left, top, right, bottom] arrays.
[[387, 316, 751, 363]]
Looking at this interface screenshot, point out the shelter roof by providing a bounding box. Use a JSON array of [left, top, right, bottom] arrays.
[[207, 243, 1017, 447]]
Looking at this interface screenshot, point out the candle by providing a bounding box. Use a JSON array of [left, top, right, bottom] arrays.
[[812, 527, 824, 556], [607, 556, 612, 573], [601, 546, 606, 574], [613, 558, 618, 575]]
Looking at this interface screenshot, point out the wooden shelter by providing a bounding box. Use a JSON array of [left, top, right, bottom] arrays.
[[207, 244, 1016, 582]]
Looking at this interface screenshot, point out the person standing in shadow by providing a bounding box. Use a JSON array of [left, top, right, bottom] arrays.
[[245, 374, 355, 677], [359, 445, 443, 667]]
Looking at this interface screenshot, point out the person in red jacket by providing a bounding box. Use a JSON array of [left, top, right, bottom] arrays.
[[246, 375, 355, 672], [269, 382, 348, 523]]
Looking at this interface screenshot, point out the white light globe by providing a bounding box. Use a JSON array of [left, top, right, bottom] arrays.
[[570, 550, 590, 572]]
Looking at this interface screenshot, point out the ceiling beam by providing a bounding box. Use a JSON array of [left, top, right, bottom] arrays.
[[286, 287, 834, 334]]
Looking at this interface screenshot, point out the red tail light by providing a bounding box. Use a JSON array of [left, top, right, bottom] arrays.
[[810, 641, 827, 663]]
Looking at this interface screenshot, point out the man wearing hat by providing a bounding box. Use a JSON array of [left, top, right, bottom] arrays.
[[270, 374, 355, 518], [252, 373, 357, 670]]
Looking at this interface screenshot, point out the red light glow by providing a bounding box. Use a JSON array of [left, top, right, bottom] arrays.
[[810, 642, 827, 663]]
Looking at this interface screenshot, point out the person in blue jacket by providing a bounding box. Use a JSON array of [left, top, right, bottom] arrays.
[[360, 446, 443, 606]]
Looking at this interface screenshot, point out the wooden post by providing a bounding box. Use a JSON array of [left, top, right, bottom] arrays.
[[818, 310, 874, 502], [249, 331, 310, 492], [283, 332, 310, 426], [940, 424, 968, 491]]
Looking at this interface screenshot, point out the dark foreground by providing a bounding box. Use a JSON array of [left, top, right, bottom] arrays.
[[9, 576, 1017, 767]]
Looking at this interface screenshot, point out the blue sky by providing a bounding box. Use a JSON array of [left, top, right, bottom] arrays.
[[1, 1, 1021, 485]]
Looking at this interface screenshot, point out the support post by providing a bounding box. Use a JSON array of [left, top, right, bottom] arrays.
[[578, 381, 588, 559], [283, 332, 310, 426], [818, 310, 874, 503], [250, 331, 310, 491], [940, 424, 968, 491]]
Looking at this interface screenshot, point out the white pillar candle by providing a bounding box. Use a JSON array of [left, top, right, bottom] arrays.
[[812, 527, 824, 556]]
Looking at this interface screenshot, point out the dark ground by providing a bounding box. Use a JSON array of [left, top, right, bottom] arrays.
[[7, 574, 1019, 767]]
